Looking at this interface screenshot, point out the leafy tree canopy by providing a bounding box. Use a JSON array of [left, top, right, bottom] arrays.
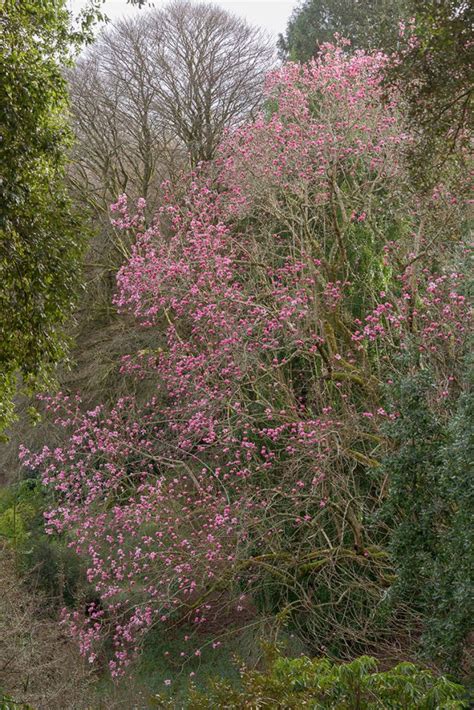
[[278, 0, 408, 61], [386, 0, 473, 179], [0, 0, 112, 432]]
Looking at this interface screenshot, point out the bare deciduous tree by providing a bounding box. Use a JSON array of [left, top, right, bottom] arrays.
[[69, 0, 275, 209], [68, 0, 275, 314], [144, 0, 275, 165]]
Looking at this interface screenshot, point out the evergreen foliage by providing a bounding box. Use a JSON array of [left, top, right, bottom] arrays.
[[181, 649, 468, 708], [384, 353, 474, 674], [0, 1, 92, 431], [278, 0, 407, 60]]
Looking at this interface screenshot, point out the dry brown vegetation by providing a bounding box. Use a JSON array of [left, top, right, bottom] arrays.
[[0, 550, 92, 709]]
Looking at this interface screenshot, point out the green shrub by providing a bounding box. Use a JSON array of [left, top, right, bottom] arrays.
[[0, 507, 27, 548], [0, 692, 33, 710], [382, 356, 474, 674], [0, 479, 41, 548], [181, 650, 468, 709], [0, 479, 84, 605]]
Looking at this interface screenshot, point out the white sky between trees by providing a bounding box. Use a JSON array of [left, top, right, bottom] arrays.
[[68, 0, 298, 40]]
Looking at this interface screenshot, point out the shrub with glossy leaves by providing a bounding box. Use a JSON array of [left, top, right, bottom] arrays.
[[383, 351, 474, 674], [180, 650, 468, 709]]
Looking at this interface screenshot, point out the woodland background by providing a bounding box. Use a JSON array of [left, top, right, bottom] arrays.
[[0, 0, 472, 707]]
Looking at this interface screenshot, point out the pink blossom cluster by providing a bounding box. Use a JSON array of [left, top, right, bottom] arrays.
[[20, 45, 470, 675]]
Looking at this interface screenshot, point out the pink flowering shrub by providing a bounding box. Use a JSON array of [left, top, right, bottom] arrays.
[[20, 46, 470, 675]]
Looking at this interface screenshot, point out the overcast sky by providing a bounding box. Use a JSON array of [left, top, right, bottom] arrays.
[[68, 0, 298, 40]]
